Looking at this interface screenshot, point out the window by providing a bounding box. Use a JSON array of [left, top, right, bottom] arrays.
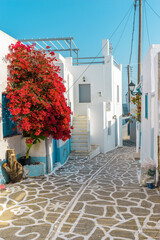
[[145, 93, 148, 119], [117, 85, 119, 102], [108, 121, 112, 135], [2, 94, 18, 137], [106, 102, 111, 112], [79, 84, 91, 103]]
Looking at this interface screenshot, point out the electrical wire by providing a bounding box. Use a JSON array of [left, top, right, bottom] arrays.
[[145, 0, 160, 19], [142, 0, 145, 59], [66, 2, 134, 93], [109, 3, 133, 40], [113, 6, 133, 55], [129, 1, 137, 65], [144, 0, 151, 46]]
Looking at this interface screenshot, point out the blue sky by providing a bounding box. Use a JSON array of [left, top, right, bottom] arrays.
[[1, 0, 160, 102]]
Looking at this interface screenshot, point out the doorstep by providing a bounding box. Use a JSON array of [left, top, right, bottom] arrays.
[[70, 145, 100, 160]]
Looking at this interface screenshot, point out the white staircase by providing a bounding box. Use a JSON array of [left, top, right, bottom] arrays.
[[71, 116, 90, 152]]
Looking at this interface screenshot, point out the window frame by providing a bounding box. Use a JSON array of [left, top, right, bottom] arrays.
[[79, 83, 91, 103], [108, 120, 112, 135], [145, 93, 148, 119]]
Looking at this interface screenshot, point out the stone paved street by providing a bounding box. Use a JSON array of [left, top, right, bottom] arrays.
[[0, 142, 160, 240]]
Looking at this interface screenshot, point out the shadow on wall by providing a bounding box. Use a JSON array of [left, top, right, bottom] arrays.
[[103, 115, 122, 153], [55, 139, 71, 165], [122, 121, 130, 141], [130, 119, 136, 143]]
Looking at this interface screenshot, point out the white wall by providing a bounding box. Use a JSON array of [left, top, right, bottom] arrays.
[[66, 55, 113, 116], [70, 64, 103, 115], [90, 102, 104, 152], [54, 54, 74, 149], [89, 100, 121, 153], [0, 32, 73, 164], [20, 137, 46, 157], [0, 31, 23, 161], [112, 64, 123, 147], [141, 45, 160, 169], [54, 39, 122, 153], [65, 39, 122, 152], [105, 102, 116, 152]]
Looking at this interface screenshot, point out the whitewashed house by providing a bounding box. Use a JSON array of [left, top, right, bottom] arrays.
[[0, 31, 122, 184], [0, 31, 73, 183], [54, 39, 123, 154], [141, 44, 160, 185]]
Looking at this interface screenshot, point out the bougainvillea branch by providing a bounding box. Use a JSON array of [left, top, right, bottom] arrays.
[[6, 41, 72, 157], [129, 95, 141, 122]]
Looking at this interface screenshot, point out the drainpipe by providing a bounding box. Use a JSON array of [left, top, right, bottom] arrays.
[[45, 137, 51, 173]]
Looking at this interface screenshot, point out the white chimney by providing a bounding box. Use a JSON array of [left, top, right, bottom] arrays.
[[102, 39, 109, 57]]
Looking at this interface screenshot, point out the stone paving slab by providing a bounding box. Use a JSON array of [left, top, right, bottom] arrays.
[[0, 142, 160, 240]]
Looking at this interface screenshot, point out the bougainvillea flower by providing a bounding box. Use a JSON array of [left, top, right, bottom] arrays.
[[6, 41, 72, 141]]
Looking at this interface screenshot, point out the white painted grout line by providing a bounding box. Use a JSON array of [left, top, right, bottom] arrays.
[[48, 152, 119, 240]]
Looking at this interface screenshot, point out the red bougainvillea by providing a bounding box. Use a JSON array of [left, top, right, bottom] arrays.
[[6, 41, 72, 148], [129, 95, 141, 123]]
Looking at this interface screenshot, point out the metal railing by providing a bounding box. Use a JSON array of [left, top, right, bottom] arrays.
[[19, 37, 79, 59], [73, 56, 104, 65]]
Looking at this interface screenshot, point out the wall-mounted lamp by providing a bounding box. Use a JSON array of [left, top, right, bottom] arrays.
[[83, 76, 86, 82], [128, 81, 135, 92], [98, 91, 102, 97], [128, 81, 142, 96]]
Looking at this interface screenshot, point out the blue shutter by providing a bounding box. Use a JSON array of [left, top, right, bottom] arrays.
[[145, 93, 148, 119], [2, 94, 18, 137]]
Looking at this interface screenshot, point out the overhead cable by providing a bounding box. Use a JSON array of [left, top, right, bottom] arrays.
[[113, 5, 133, 55], [66, 2, 134, 93], [144, 1, 151, 46], [129, 1, 137, 65], [145, 0, 160, 19]]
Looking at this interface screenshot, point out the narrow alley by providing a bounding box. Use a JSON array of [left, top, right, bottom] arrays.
[[0, 142, 160, 240]]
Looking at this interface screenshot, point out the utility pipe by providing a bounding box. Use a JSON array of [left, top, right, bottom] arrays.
[[45, 137, 51, 173]]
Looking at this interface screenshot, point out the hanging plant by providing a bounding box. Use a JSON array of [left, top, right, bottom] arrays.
[[6, 41, 72, 158]]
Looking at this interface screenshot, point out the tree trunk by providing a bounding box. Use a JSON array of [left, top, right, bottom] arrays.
[[3, 149, 23, 183]]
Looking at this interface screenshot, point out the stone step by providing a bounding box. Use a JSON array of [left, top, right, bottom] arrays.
[[71, 146, 89, 151], [73, 115, 87, 119], [72, 131, 88, 135], [71, 137, 88, 142], [73, 122, 87, 126], [71, 142, 88, 147], [72, 128, 87, 132], [73, 118, 87, 122], [71, 138, 88, 143], [73, 122, 87, 125], [72, 115, 89, 152], [70, 145, 99, 159], [71, 134, 88, 139]]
